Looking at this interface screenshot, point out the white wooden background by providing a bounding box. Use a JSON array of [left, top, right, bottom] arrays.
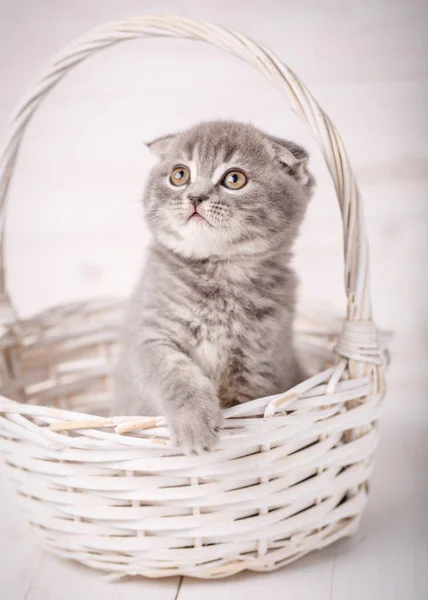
[[0, 1, 427, 598]]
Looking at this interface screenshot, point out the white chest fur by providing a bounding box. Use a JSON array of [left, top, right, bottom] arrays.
[[189, 321, 227, 381], [193, 338, 221, 378]]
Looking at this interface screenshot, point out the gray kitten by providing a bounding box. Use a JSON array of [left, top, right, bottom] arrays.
[[113, 120, 314, 454]]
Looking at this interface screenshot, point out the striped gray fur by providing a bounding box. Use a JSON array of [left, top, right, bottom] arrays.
[[113, 121, 314, 453]]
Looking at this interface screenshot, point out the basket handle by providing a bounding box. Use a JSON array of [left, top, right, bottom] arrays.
[[0, 14, 373, 326]]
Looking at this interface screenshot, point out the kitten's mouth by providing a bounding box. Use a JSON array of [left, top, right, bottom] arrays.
[[188, 211, 210, 226]]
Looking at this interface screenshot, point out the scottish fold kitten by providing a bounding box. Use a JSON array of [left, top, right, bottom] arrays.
[[113, 120, 314, 453]]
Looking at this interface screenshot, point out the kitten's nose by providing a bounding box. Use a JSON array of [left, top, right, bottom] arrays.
[[188, 193, 209, 207]]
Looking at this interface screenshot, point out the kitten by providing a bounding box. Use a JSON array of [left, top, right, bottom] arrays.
[[113, 120, 314, 454]]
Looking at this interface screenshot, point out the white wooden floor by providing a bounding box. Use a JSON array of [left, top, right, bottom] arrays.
[[0, 1, 427, 598]]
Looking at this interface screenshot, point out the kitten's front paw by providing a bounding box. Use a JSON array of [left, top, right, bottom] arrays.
[[170, 394, 223, 455]]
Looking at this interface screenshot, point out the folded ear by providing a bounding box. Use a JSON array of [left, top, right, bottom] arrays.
[[146, 134, 175, 158], [267, 135, 310, 186]]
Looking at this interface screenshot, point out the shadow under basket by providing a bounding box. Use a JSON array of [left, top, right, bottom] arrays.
[[0, 16, 388, 580]]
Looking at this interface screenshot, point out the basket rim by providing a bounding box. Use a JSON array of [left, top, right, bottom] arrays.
[[0, 296, 387, 443]]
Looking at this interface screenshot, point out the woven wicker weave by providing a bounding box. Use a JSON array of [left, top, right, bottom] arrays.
[[0, 15, 387, 579]]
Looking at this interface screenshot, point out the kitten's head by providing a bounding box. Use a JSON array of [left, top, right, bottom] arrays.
[[144, 121, 314, 260]]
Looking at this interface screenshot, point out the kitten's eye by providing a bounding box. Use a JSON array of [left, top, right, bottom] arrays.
[[170, 166, 190, 186], [222, 170, 247, 190]]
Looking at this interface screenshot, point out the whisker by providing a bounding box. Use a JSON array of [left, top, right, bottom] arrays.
[[225, 224, 233, 274], [205, 252, 214, 276], [226, 216, 256, 269]]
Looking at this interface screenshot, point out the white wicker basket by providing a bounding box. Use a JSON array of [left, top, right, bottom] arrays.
[[0, 15, 387, 580]]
